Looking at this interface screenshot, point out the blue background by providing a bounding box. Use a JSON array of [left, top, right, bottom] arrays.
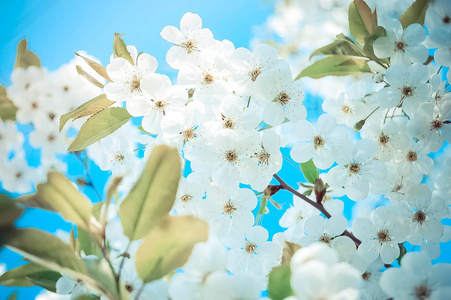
[[0, 1, 450, 299]]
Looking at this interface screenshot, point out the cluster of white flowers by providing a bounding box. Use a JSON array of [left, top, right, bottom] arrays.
[[2, 0, 451, 299], [1, 53, 102, 194]]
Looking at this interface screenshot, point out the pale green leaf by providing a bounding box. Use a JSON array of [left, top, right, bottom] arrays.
[[77, 228, 101, 257], [73, 295, 99, 300], [0, 195, 23, 229], [135, 215, 209, 283], [28, 270, 62, 292], [34, 172, 92, 230], [75, 53, 111, 82], [0, 263, 49, 287], [363, 26, 388, 61], [268, 265, 293, 300], [399, 0, 431, 29], [113, 33, 134, 65], [300, 159, 319, 184], [14, 39, 41, 69], [8, 292, 17, 300], [281, 241, 301, 265], [76, 66, 104, 88], [84, 258, 117, 296], [348, 0, 377, 44], [310, 34, 366, 59], [296, 56, 371, 80], [0, 229, 87, 276], [119, 145, 181, 241], [59, 94, 115, 132], [0, 85, 18, 122], [68, 107, 132, 152]]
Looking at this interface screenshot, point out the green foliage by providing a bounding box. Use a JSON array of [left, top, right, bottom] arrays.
[[0, 195, 23, 230], [14, 39, 41, 69], [75, 52, 111, 82], [363, 26, 388, 61], [0, 85, 18, 122], [300, 159, 319, 184], [119, 145, 181, 240], [78, 227, 101, 257], [59, 94, 115, 131], [27, 271, 62, 292], [399, 0, 431, 29], [348, 0, 378, 44], [0, 228, 87, 276], [8, 292, 17, 300], [310, 34, 366, 59], [268, 265, 294, 300], [135, 215, 209, 283], [73, 295, 100, 300], [76, 66, 105, 88], [68, 107, 132, 152], [113, 33, 134, 65], [34, 171, 93, 231], [296, 55, 371, 79], [0, 263, 49, 288], [84, 258, 117, 297]]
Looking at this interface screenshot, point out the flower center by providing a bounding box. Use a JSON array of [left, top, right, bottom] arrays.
[[31, 102, 39, 109], [443, 16, 451, 24], [319, 234, 332, 244], [401, 86, 414, 98], [48, 113, 56, 121], [181, 127, 196, 142], [223, 201, 237, 215], [377, 229, 391, 242], [379, 134, 390, 146], [341, 105, 352, 114], [277, 92, 290, 106], [63, 86, 70, 92], [125, 284, 134, 293], [181, 39, 197, 54], [15, 172, 23, 179], [202, 73, 215, 85], [348, 162, 361, 175], [407, 150, 417, 162], [413, 210, 427, 225], [223, 118, 235, 129], [395, 41, 408, 52], [249, 68, 261, 82], [181, 194, 193, 203], [415, 284, 431, 300], [362, 272, 371, 281], [47, 134, 56, 142], [114, 154, 125, 162], [313, 135, 325, 149], [258, 150, 270, 165], [430, 119, 443, 132], [244, 241, 257, 254], [130, 76, 141, 93], [225, 149, 238, 163]]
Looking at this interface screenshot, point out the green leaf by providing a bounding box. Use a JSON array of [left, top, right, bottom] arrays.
[[77, 227, 101, 257], [76, 66, 104, 88], [28, 271, 62, 292], [137, 125, 151, 134], [268, 265, 294, 300], [8, 292, 17, 300], [310, 34, 366, 59], [0, 195, 23, 230], [14, 39, 41, 69], [73, 295, 100, 300], [363, 26, 388, 61], [119, 145, 181, 241], [75, 53, 111, 82], [84, 258, 117, 296], [348, 0, 377, 44], [135, 215, 209, 283], [59, 94, 115, 132], [281, 241, 301, 265], [300, 159, 319, 184], [399, 0, 431, 29], [68, 107, 132, 152], [0, 85, 18, 122], [113, 33, 134, 65], [34, 171, 92, 230], [296, 55, 371, 80], [0, 263, 49, 287], [0, 228, 87, 276]]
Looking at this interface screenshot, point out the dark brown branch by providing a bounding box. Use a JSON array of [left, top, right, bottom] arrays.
[[273, 174, 361, 247]]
